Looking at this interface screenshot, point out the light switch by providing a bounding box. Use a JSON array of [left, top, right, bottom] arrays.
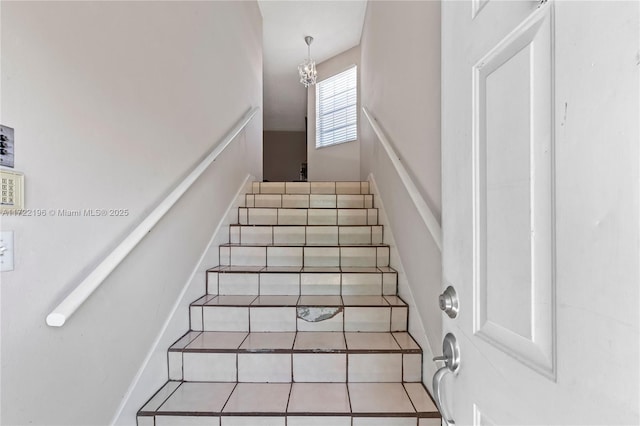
[[0, 231, 14, 272]]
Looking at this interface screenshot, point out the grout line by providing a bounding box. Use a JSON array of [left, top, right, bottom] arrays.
[[402, 382, 419, 415], [304, 225, 308, 246], [201, 305, 205, 333], [264, 245, 268, 269], [257, 266, 262, 296], [165, 351, 171, 381], [290, 352, 294, 384], [343, 331, 350, 384], [220, 382, 238, 414], [153, 381, 183, 415], [180, 352, 184, 381]]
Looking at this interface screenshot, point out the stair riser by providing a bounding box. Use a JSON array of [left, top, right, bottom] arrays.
[[220, 246, 390, 268], [251, 181, 370, 195], [138, 415, 441, 426], [168, 352, 422, 383], [247, 193, 374, 209], [231, 225, 383, 245], [239, 208, 379, 226], [189, 306, 408, 333], [208, 272, 398, 296]]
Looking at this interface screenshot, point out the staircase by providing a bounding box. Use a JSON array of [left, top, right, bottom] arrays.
[[137, 181, 440, 426]]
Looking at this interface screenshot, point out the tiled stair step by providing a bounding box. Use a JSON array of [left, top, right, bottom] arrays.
[[190, 295, 408, 333], [166, 331, 422, 383], [230, 225, 384, 246], [251, 181, 371, 195], [246, 193, 374, 209], [138, 381, 440, 426], [207, 266, 398, 296], [219, 244, 390, 268], [239, 207, 379, 226]]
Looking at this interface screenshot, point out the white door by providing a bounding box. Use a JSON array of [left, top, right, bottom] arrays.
[[441, 1, 639, 425]]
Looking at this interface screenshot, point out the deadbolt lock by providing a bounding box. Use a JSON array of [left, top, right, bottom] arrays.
[[438, 285, 459, 319]]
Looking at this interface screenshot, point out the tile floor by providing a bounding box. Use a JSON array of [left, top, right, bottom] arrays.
[[138, 182, 440, 425]]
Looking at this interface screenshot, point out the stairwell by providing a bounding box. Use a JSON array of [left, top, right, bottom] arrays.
[[137, 181, 440, 426]]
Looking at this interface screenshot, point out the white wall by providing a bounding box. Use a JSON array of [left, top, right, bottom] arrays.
[[359, 1, 442, 363], [359, 1, 441, 218], [0, 2, 262, 425], [307, 46, 361, 181], [368, 175, 438, 390]]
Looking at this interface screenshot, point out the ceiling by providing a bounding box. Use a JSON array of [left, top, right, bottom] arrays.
[[258, 0, 368, 131]]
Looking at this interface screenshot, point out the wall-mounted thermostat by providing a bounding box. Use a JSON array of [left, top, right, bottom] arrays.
[[1, 169, 24, 211], [0, 125, 14, 168]]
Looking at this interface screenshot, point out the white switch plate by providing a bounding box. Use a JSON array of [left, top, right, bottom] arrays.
[[0, 231, 14, 271]]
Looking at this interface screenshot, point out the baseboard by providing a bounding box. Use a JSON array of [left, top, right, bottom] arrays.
[[111, 174, 254, 426], [368, 173, 438, 392]]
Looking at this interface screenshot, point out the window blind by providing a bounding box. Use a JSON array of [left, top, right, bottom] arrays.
[[316, 65, 358, 148]]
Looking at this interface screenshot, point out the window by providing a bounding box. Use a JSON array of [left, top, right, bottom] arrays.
[[315, 65, 357, 148]]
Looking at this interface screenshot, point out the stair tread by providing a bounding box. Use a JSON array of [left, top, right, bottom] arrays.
[[139, 381, 438, 417], [231, 223, 381, 226], [241, 206, 377, 209], [220, 242, 390, 248], [168, 331, 421, 353], [192, 294, 407, 308], [250, 181, 372, 195], [208, 265, 397, 273]]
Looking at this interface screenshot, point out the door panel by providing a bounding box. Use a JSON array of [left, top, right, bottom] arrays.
[[472, 8, 555, 377]]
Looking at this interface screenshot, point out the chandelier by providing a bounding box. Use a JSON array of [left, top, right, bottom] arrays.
[[298, 36, 317, 87]]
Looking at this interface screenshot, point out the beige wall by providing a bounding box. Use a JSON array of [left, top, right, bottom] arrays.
[[359, 0, 442, 380], [263, 130, 306, 181], [307, 45, 361, 181], [360, 3, 441, 216], [0, 2, 262, 424]]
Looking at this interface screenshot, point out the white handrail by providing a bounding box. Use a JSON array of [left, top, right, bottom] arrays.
[[46, 107, 259, 327], [362, 106, 443, 251]]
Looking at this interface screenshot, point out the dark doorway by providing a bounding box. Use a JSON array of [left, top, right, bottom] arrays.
[[263, 130, 307, 181]]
